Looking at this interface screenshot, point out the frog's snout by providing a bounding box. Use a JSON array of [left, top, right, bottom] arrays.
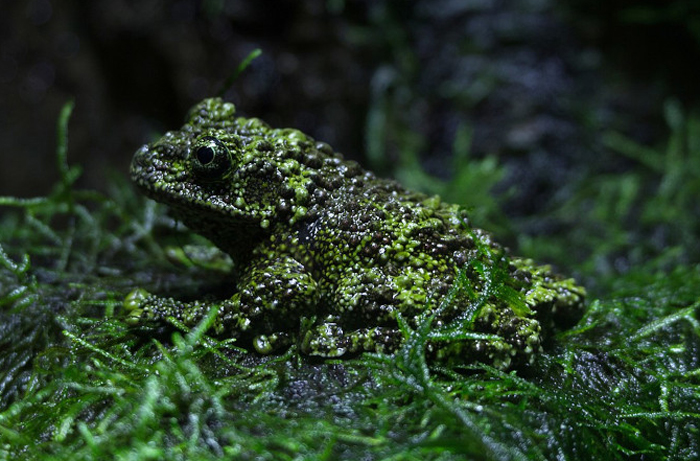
[[131, 144, 151, 169]]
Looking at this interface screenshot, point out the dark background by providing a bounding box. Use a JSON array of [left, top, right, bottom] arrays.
[[2, 0, 699, 223]]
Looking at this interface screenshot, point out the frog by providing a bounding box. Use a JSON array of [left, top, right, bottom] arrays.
[[126, 97, 585, 368]]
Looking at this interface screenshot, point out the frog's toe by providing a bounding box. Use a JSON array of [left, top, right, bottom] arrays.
[[124, 311, 143, 325], [253, 332, 293, 354], [124, 288, 149, 310], [123, 288, 150, 322], [301, 322, 348, 357]]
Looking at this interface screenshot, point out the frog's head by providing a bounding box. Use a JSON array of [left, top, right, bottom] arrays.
[[131, 98, 316, 242]]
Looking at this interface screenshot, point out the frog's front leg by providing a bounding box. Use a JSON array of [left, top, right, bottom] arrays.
[[124, 254, 318, 350], [125, 288, 228, 333]]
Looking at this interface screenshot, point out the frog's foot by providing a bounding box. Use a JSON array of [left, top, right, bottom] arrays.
[[300, 323, 402, 358], [470, 300, 544, 366], [123, 288, 248, 334], [253, 332, 293, 354], [124, 288, 200, 325], [433, 314, 543, 368], [123, 288, 151, 322], [497, 316, 541, 353]]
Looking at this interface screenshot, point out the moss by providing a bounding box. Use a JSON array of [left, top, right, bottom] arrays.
[[1, 98, 699, 460]]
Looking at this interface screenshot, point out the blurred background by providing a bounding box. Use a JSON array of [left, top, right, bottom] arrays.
[[2, 0, 699, 281]]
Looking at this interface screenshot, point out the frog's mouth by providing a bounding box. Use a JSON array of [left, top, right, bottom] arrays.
[[131, 144, 186, 201]]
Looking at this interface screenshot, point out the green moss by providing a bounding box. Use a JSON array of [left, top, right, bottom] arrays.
[[519, 99, 700, 291], [1, 98, 699, 460]]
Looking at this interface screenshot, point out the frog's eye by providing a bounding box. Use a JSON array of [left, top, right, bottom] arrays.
[[191, 136, 233, 181]]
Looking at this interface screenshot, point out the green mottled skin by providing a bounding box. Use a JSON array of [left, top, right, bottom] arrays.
[[127, 98, 585, 368]]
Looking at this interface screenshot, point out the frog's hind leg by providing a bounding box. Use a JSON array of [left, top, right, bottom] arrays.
[[300, 321, 403, 358]]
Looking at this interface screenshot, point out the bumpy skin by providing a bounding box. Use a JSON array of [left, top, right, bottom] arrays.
[[127, 98, 585, 368]]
